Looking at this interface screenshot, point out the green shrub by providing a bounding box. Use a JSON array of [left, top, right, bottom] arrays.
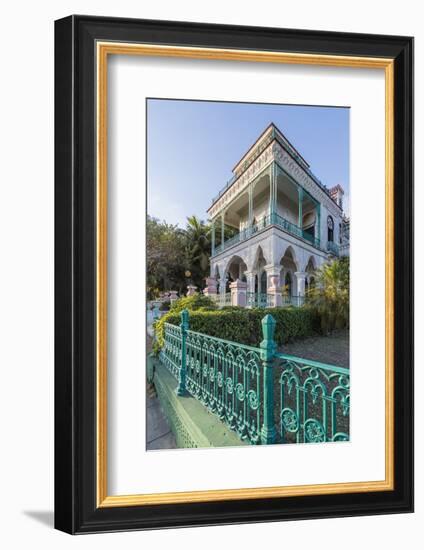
[[153, 306, 319, 354], [169, 293, 218, 314]]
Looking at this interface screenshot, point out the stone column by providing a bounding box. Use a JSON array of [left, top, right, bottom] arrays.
[[244, 271, 255, 308], [221, 212, 225, 250], [265, 265, 282, 307], [230, 279, 247, 307], [218, 275, 228, 300], [203, 277, 217, 297], [269, 162, 277, 222], [186, 285, 197, 296], [248, 185, 253, 235], [294, 271, 307, 306], [315, 203, 321, 246], [298, 186, 304, 229], [211, 220, 215, 255]]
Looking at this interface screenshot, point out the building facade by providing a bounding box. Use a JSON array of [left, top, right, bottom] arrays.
[[203, 123, 350, 307]]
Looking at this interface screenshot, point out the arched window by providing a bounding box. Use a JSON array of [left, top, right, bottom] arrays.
[[327, 215, 334, 242]]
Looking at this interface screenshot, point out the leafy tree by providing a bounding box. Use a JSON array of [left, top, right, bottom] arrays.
[[147, 214, 240, 298], [146, 216, 187, 298], [306, 257, 349, 333]]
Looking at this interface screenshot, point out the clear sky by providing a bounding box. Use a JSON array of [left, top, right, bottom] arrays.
[[147, 99, 349, 227]]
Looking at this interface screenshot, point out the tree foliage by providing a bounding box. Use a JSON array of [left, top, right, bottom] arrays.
[[147, 215, 216, 298], [306, 257, 350, 333], [146, 216, 187, 298]]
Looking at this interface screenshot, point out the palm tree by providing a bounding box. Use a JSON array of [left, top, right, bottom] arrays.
[[307, 257, 349, 333], [184, 216, 211, 286]]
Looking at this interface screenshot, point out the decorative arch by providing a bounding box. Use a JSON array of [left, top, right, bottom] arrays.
[[252, 245, 268, 270], [304, 255, 317, 273], [280, 245, 299, 272], [224, 254, 248, 283]]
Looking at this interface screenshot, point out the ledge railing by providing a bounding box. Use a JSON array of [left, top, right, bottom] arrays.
[[212, 212, 320, 257], [158, 310, 350, 445]]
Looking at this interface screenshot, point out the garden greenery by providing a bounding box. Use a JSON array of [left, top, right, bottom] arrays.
[[153, 305, 319, 354], [307, 257, 349, 333]]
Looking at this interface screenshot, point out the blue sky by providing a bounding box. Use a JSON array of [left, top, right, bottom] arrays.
[[147, 99, 349, 227]]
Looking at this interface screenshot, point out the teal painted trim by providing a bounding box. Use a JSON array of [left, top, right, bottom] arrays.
[[211, 210, 321, 258], [159, 312, 349, 447], [176, 309, 189, 396], [246, 292, 273, 308], [187, 327, 260, 353], [277, 354, 349, 444], [211, 162, 274, 219], [260, 314, 277, 444], [298, 186, 304, 227], [275, 161, 325, 213], [275, 352, 349, 375]]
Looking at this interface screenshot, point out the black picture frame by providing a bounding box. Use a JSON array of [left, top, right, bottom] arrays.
[[55, 15, 414, 534]]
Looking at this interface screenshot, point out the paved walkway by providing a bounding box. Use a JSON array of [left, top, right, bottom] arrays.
[[146, 386, 177, 450], [280, 329, 349, 368]]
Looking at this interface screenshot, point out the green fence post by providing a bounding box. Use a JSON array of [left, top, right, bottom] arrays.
[[260, 314, 277, 444], [176, 309, 189, 396]]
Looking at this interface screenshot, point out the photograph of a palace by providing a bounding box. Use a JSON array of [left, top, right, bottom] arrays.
[[205, 122, 349, 309], [146, 100, 350, 451]]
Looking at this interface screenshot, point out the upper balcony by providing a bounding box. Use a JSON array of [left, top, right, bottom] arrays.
[[210, 160, 322, 258], [212, 212, 321, 257]]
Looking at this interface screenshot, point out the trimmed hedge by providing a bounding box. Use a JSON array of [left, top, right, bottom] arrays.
[[153, 306, 320, 353]]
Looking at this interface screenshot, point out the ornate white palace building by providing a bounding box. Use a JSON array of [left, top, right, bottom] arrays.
[[203, 123, 350, 308]]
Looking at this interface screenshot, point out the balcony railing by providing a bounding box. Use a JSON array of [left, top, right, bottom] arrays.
[[212, 213, 321, 257], [327, 241, 340, 256], [247, 292, 273, 308]]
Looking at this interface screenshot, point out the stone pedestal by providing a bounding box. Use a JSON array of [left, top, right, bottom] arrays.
[[230, 279, 247, 307], [203, 276, 217, 296], [295, 271, 307, 296], [267, 273, 282, 307], [169, 290, 178, 304], [294, 271, 307, 306], [264, 265, 282, 308], [186, 285, 197, 297], [244, 271, 255, 308]]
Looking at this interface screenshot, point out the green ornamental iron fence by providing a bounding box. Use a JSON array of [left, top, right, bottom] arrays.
[[158, 309, 350, 445]]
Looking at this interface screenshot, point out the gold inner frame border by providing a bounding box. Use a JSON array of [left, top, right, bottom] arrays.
[[96, 42, 394, 508]]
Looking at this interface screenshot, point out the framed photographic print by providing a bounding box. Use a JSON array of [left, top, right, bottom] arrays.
[[54, 15, 414, 533]]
